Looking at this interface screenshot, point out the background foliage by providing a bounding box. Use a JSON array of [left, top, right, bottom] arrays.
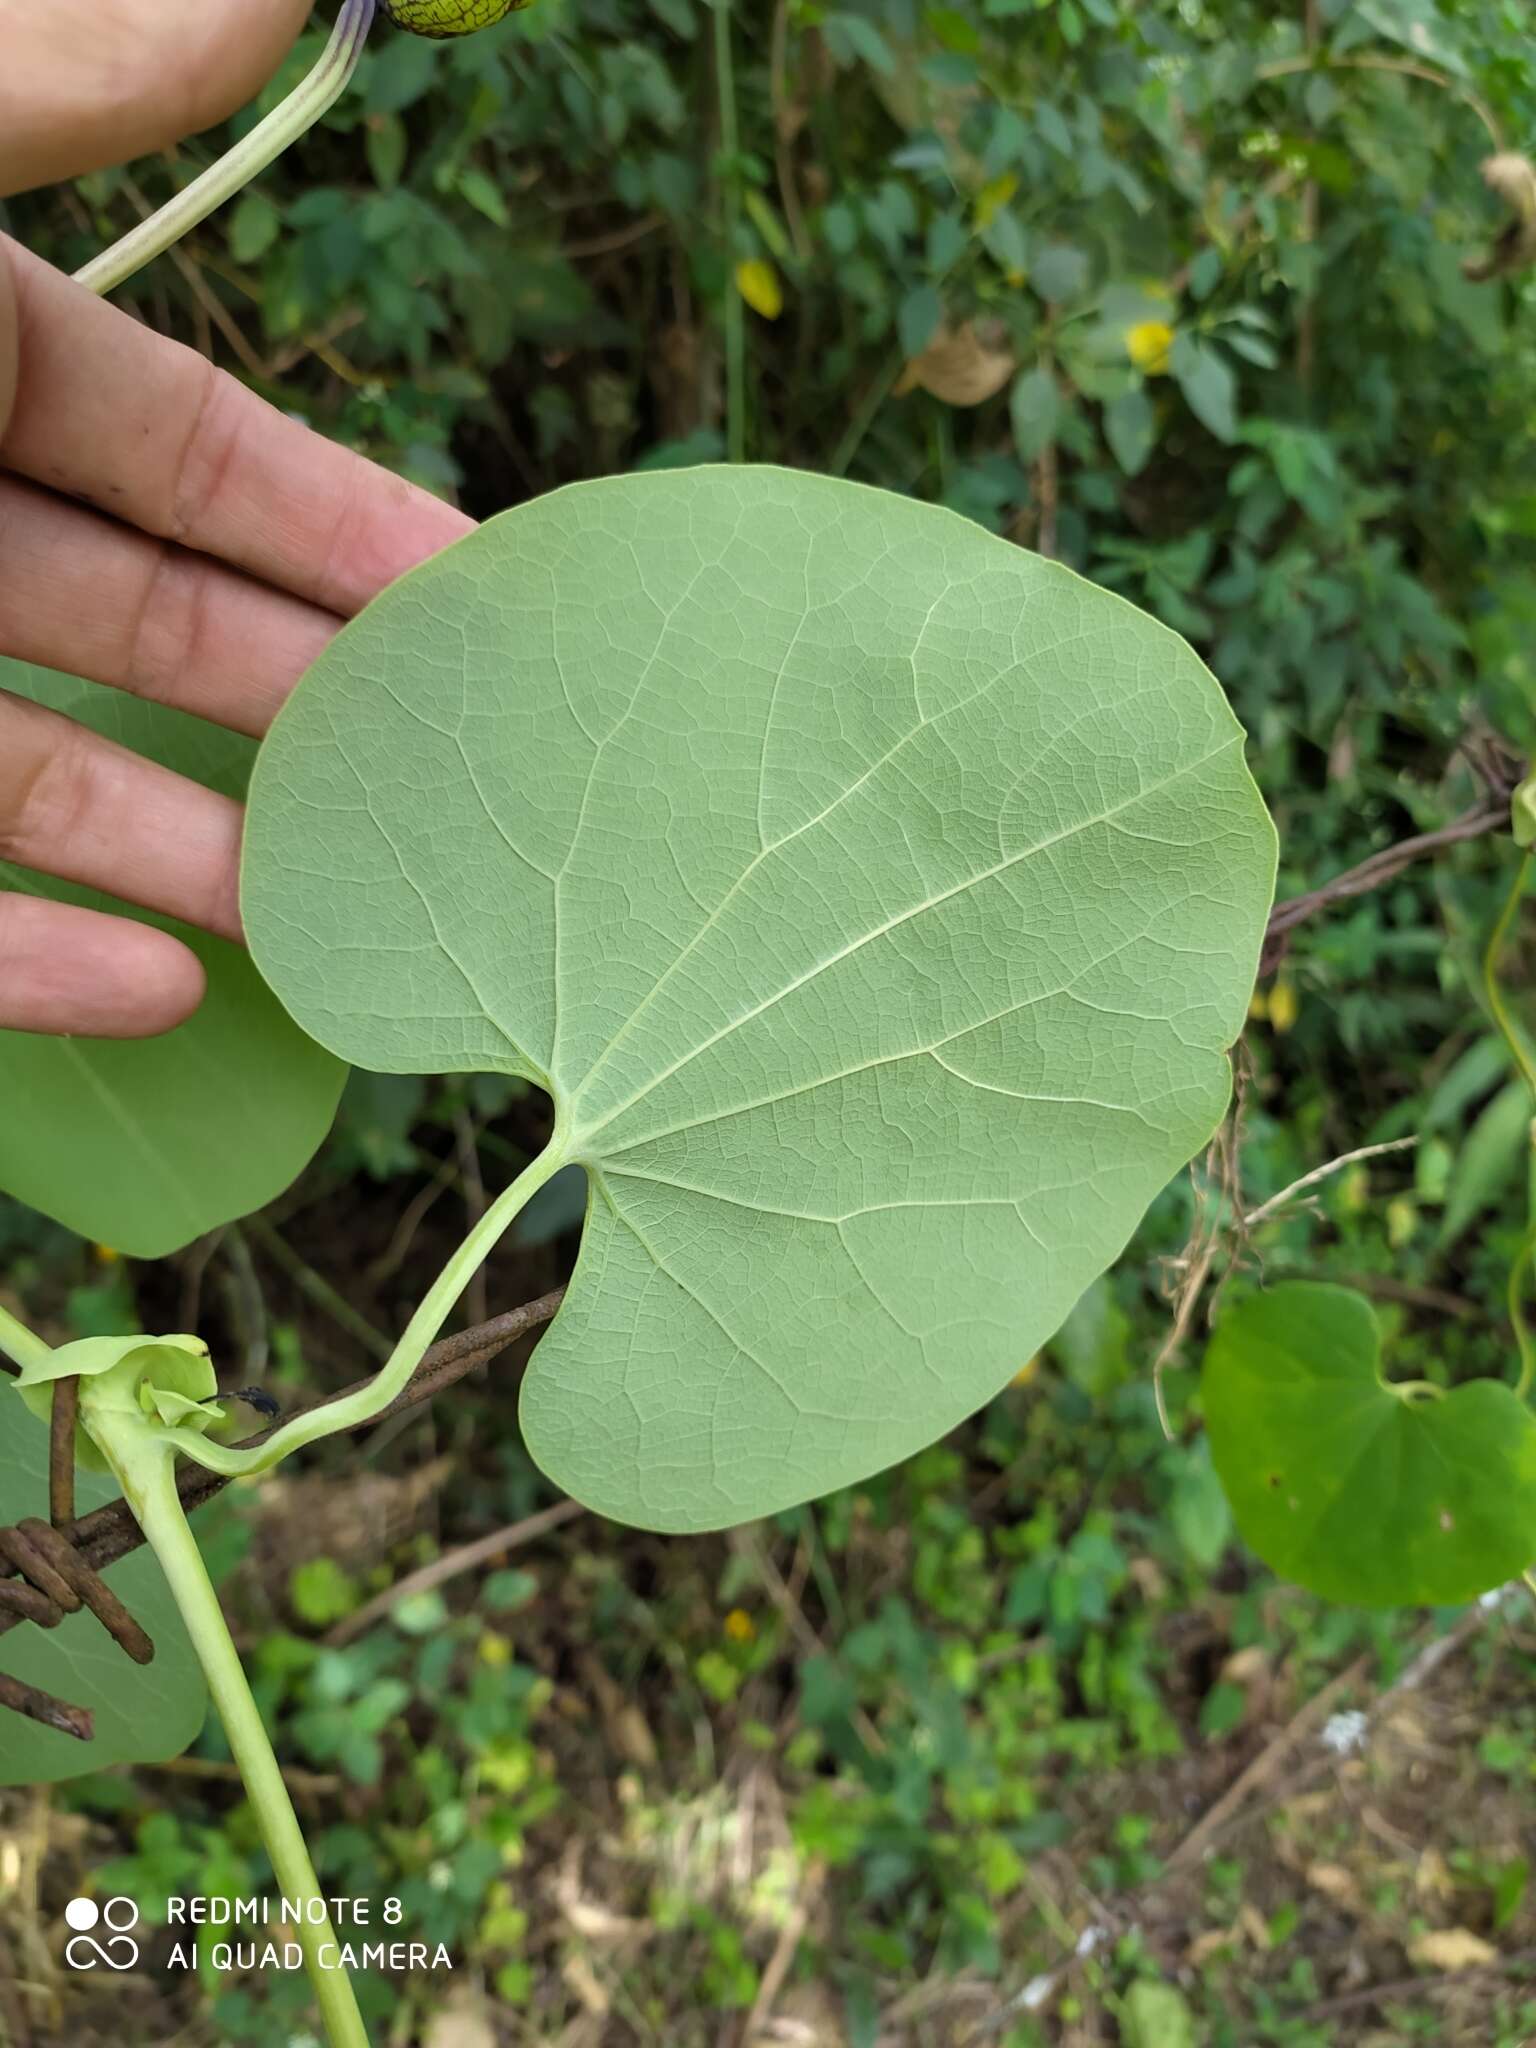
[[7, 0, 1536, 2040]]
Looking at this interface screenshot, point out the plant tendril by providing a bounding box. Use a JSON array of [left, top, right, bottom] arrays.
[[1483, 848, 1536, 1399]]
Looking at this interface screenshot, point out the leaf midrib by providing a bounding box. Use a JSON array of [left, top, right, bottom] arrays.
[[564, 735, 1242, 1151]]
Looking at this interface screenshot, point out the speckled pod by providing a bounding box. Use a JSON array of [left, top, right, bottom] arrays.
[[382, 0, 528, 36]]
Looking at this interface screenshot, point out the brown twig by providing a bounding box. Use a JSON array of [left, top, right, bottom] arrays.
[[1262, 798, 1510, 970], [47, 1377, 77, 1528], [1254, 51, 1503, 151], [738, 1866, 820, 2048], [1164, 1653, 1369, 1873], [324, 1495, 584, 1646], [1301, 1949, 1536, 2022]]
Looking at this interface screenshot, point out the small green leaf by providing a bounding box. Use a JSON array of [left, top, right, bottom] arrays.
[[1168, 1439, 1232, 1570], [825, 12, 896, 73], [1009, 365, 1059, 461], [1187, 247, 1222, 302], [1204, 1283, 1536, 1606], [1030, 242, 1089, 303], [1513, 776, 1536, 849], [1437, 1076, 1531, 1247], [1104, 388, 1156, 476], [1170, 335, 1237, 443], [0, 663, 346, 1255], [0, 1404, 207, 1785], [457, 167, 511, 229], [290, 1558, 361, 1628], [229, 192, 280, 265], [899, 283, 944, 359], [1121, 1982, 1196, 2048], [365, 112, 408, 192]]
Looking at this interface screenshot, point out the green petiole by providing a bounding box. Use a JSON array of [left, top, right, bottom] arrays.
[[162, 1144, 568, 1477], [72, 0, 379, 299], [82, 1373, 368, 2047], [0, 1301, 54, 1376]]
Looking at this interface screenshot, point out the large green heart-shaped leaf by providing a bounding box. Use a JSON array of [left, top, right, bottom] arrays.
[[0, 1397, 207, 1785], [0, 663, 345, 1256], [1204, 1281, 1536, 1605], [243, 466, 1276, 1530]]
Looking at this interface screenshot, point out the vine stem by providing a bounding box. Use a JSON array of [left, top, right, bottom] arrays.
[[92, 1423, 368, 2048], [713, 0, 746, 463], [166, 1144, 569, 1478], [1484, 849, 1536, 1400], [71, 0, 378, 297]]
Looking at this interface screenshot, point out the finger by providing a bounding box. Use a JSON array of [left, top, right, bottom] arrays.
[[3, 242, 475, 619], [0, 894, 205, 1037], [0, 692, 243, 940], [0, 248, 15, 448], [0, 473, 336, 737], [0, 0, 313, 195]]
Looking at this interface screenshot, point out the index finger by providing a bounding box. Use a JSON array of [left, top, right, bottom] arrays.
[[1, 240, 474, 619]]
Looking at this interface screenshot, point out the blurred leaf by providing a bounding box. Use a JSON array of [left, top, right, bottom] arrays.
[[1168, 1440, 1232, 1570], [458, 168, 511, 229], [365, 113, 407, 193], [825, 13, 896, 74], [1437, 1076, 1530, 1246], [1009, 365, 1059, 461], [1031, 242, 1089, 302], [1104, 388, 1155, 475], [229, 192, 280, 265], [1170, 335, 1237, 442], [291, 1559, 362, 1629], [736, 258, 784, 319], [900, 321, 1016, 404], [1047, 1277, 1131, 1398], [1121, 1982, 1196, 2048], [898, 283, 945, 358]]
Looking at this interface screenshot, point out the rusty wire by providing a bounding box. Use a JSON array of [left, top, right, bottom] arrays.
[[0, 1287, 566, 1740], [0, 1494, 154, 1739]]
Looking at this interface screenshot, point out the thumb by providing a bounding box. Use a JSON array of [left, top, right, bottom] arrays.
[[0, 0, 314, 197]]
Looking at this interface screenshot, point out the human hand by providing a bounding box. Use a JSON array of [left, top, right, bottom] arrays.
[[0, 1, 474, 1038]]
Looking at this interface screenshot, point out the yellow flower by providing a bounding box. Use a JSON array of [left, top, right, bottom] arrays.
[[477, 1631, 513, 1667], [735, 260, 783, 320], [93, 1243, 120, 1264], [1125, 320, 1174, 375], [973, 172, 1018, 230], [1267, 979, 1299, 1033], [723, 1607, 756, 1644], [1012, 1354, 1040, 1387]]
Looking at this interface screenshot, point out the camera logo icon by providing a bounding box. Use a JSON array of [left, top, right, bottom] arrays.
[[63, 1895, 140, 1970]]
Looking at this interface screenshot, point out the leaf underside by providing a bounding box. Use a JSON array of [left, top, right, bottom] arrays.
[[0, 1401, 207, 1785], [0, 663, 345, 1256], [1204, 1281, 1536, 1606], [244, 466, 1276, 1531]]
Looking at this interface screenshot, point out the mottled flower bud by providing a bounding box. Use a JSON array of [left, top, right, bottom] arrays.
[[382, 0, 529, 36]]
